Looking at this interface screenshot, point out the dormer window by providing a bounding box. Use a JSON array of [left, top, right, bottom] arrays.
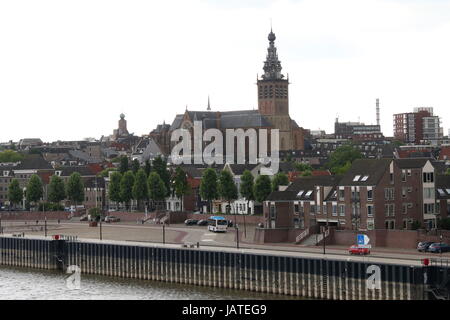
[[305, 190, 313, 198], [353, 175, 361, 182], [297, 190, 304, 197], [361, 175, 369, 182]]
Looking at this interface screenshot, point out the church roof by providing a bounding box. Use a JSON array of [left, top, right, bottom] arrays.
[[168, 110, 272, 131]]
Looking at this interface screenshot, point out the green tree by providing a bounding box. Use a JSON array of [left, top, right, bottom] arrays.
[[132, 169, 149, 211], [218, 170, 238, 214], [254, 175, 272, 203], [98, 167, 116, 178], [120, 171, 135, 211], [144, 159, 152, 177], [239, 170, 255, 214], [66, 172, 85, 206], [108, 171, 122, 207], [148, 172, 167, 210], [152, 156, 171, 196], [411, 220, 422, 230], [119, 156, 129, 174], [294, 162, 313, 172], [131, 158, 140, 174], [173, 167, 189, 212], [26, 174, 43, 209], [326, 145, 362, 174], [438, 218, 450, 230], [89, 207, 102, 222], [199, 168, 218, 214], [48, 175, 66, 204], [446, 168, 450, 176], [8, 179, 23, 209], [0, 150, 24, 162], [271, 172, 289, 191], [301, 170, 312, 177]]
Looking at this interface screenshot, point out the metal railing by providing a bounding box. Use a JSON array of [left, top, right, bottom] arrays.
[[295, 228, 309, 244]]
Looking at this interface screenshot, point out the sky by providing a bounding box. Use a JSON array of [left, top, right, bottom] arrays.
[[1, 0, 450, 142]]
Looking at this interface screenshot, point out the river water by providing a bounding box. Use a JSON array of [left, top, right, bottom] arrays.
[[0, 266, 301, 300]]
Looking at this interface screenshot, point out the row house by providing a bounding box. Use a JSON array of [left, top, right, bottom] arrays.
[[263, 158, 450, 233], [436, 174, 450, 221], [221, 163, 263, 214], [0, 155, 55, 208], [265, 175, 341, 230]]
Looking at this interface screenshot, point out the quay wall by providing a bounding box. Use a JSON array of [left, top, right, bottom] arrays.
[[0, 236, 441, 300]]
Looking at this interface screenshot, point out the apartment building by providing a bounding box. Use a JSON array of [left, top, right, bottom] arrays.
[[263, 158, 450, 233]]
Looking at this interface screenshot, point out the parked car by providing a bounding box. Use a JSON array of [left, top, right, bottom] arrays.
[[104, 216, 120, 223], [348, 245, 370, 255], [427, 243, 450, 253], [184, 219, 199, 226], [197, 219, 208, 226], [417, 241, 434, 252], [80, 215, 88, 221]]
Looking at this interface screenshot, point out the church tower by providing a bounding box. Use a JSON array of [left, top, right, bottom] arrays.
[[257, 29, 289, 116]]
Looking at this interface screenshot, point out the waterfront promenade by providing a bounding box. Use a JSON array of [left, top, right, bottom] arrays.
[[1, 219, 449, 266]]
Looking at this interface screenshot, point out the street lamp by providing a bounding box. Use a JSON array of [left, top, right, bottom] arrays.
[[22, 187, 26, 210], [162, 222, 165, 244], [236, 224, 240, 249]]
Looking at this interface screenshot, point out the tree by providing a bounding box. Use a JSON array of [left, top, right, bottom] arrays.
[[173, 167, 189, 212], [254, 175, 272, 203], [326, 145, 362, 174], [119, 156, 129, 174], [108, 171, 122, 208], [89, 207, 102, 222], [26, 174, 43, 209], [271, 172, 289, 191], [438, 218, 450, 230], [239, 170, 255, 215], [0, 150, 24, 162], [144, 160, 152, 177], [131, 158, 140, 174], [294, 162, 313, 172], [132, 169, 149, 211], [66, 172, 85, 206], [218, 170, 238, 214], [199, 168, 218, 214], [301, 170, 312, 177], [8, 179, 23, 209], [411, 220, 422, 230], [148, 172, 167, 210], [120, 171, 135, 211], [152, 156, 171, 197], [48, 175, 66, 204], [446, 168, 450, 176], [98, 167, 116, 178], [333, 161, 352, 175]]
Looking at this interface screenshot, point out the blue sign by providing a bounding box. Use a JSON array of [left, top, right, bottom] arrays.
[[357, 234, 365, 245], [357, 234, 370, 245]]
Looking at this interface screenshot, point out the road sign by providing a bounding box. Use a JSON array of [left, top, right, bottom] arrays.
[[357, 234, 370, 245]]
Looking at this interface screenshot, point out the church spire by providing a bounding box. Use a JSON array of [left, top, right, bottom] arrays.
[[262, 28, 284, 80], [207, 95, 211, 111]]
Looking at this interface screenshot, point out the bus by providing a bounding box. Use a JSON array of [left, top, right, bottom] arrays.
[[207, 216, 228, 232]]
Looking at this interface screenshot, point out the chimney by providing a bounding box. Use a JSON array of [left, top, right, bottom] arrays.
[[376, 98, 380, 126]]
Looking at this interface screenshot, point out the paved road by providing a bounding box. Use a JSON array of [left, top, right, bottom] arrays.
[[2, 220, 450, 266]]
